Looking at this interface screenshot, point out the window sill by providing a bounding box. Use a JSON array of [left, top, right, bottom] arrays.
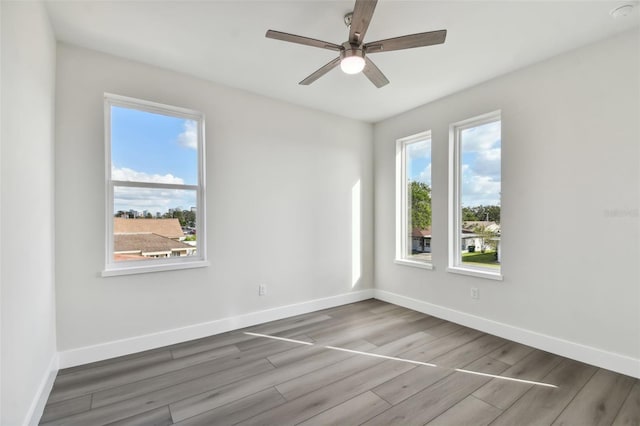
[[394, 259, 434, 270], [447, 266, 503, 281], [102, 260, 210, 277]]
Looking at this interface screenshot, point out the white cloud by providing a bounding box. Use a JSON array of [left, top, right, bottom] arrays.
[[461, 121, 500, 152], [459, 121, 501, 206], [406, 138, 431, 157], [461, 164, 501, 206], [114, 186, 195, 215], [177, 120, 198, 150], [416, 163, 432, 186], [112, 166, 192, 213], [472, 148, 501, 179], [112, 166, 184, 185]]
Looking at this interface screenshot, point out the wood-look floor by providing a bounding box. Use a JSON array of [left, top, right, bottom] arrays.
[[41, 300, 640, 426]]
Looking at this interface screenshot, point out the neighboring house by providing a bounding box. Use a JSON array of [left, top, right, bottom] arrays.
[[113, 218, 195, 260], [114, 217, 186, 240], [411, 227, 431, 253], [462, 221, 500, 234], [461, 221, 500, 254]]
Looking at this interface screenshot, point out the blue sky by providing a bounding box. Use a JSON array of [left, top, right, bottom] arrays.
[[407, 120, 501, 207], [111, 106, 198, 214], [460, 120, 501, 207], [407, 138, 432, 186]]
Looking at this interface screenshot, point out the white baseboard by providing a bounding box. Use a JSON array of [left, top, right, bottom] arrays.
[[26, 353, 59, 426], [374, 289, 640, 379], [58, 289, 374, 369]]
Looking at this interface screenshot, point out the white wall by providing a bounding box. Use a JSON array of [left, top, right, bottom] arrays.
[[374, 30, 639, 375], [1, 2, 58, 425], [54, 44, 373, 356]]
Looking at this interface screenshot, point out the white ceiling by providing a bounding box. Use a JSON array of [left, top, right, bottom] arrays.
[[44, 1, 639, 122]]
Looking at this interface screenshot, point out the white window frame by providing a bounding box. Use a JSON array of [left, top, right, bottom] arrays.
[[448, 111, 502, 281], [395, 131, 433, 270], [102, 93, 208, 277]]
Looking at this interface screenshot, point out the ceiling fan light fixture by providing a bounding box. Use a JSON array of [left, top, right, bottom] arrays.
[[340, 55, 365, 74], [340, 46, 365, 74]]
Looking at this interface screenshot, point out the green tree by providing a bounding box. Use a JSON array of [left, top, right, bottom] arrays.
[[183, 210, 196, 227], [473, 224, 499, 252], [410, 181, 432, 230], [462, 205, 501, 222], [462, 207, 478, 221]]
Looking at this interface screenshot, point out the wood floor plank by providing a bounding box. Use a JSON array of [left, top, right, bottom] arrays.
[[168, 337, 369, 422], [487, 341, 535, 366], [372, 364, 452, 405], [275, 331, 431, 401], [47, 350, 173, 404], [91, 357, 274, 408], [430, 333, 509, 368], [243, 314, 332, 337], [398, 326, 484, 364], [91, 336, 308, 407], [418, 320, 463, 339], [362, 356, 509, 426], [364, 315, 446, 347], [266, 338, 375, 367], [56, 346, 169, 376], [287, 310, 389, 342], [50, 337, 292, 405], [553, 368, 636, 426], [425, 395, 502, 426], [104, 406, 172, 426], [369, 303, 405, 314], [297, 391, 391, 426], [233, 331, 314, 352], [172, 388, 286, 426], [613, 380, 640, 426], [169, 332, 252, 359], [236, 359, 416, 426], [317, 299, 383, 318], [473, 349, 563, 410], [490, 358, 598, 426], [52, 350, 172, 387], [40, 394, 92, 423], [41, 358, 275, 426], [396, 309, 431, 322], [308, 314, 406, 343], [170, 333, 251, 359]]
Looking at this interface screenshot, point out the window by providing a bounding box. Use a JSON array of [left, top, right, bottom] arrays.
[[103, 94, 207, 276], [396, 131, 433, 269], [449, 111, 502, 279]]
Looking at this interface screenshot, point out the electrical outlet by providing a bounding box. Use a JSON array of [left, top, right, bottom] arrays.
[[471, 287, 479, 300], [259, 284, 267, 296]]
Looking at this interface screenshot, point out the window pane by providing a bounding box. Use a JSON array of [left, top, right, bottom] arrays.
[[113, 186, 197, 262], [111, 106, 198, 185], [405, 138, 432, 262], [460, 120, 501, 270]]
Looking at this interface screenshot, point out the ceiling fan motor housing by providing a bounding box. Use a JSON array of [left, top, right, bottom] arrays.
[[340, 41, 365, 74], [341, 41, 364, 60]]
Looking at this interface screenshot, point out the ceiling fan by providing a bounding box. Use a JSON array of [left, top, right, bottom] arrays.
[[265, 0, 447, 88]]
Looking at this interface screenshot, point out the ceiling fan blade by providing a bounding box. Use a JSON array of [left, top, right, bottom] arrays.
[[299, 57, 341, 85], [365, 30, 447, 53], [266, 30, 342, 51], [363, 57, 389, 88], [349, 0, 378, 45]]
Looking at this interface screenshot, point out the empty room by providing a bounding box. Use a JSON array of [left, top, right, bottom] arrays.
[[1, 0, 639, 425]]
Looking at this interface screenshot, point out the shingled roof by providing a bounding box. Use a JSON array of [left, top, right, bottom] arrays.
[[114, 218, 184, 239], [412, 227, 432, 238], [114, 233, 194, 254]]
